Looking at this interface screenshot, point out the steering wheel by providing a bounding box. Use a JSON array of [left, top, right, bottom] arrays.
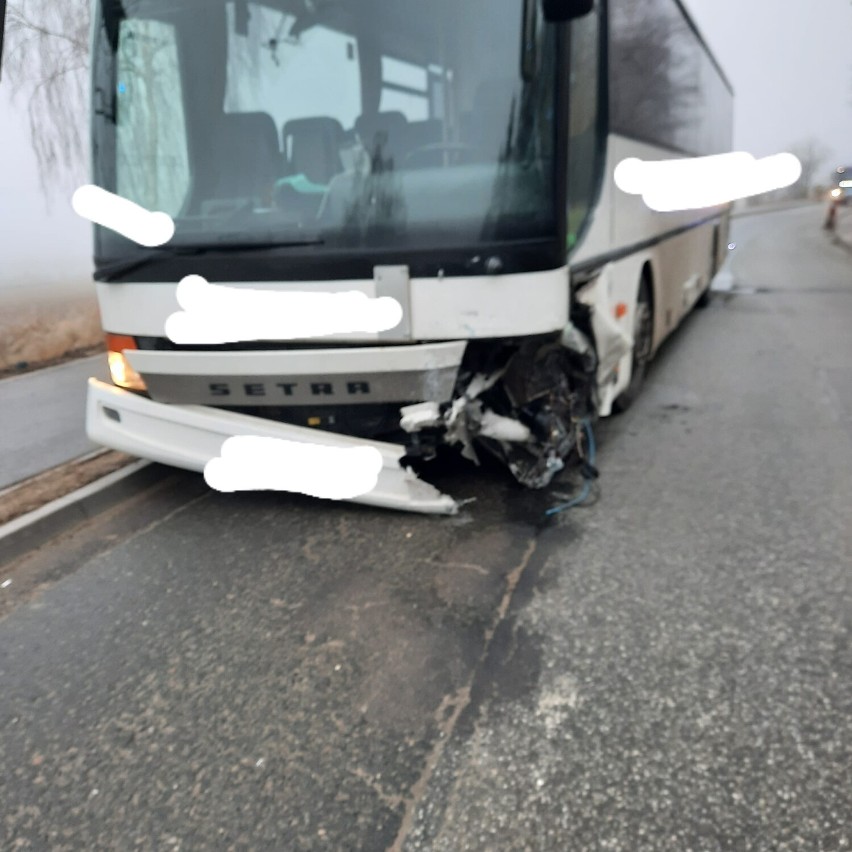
[[404, 142, 480, 169]]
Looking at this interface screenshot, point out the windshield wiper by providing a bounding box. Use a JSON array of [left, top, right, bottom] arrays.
[[162, 238, 325, 254], [95, 239, 325, 281]]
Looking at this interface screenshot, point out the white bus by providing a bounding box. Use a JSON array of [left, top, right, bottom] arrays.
[[78, 0, 732, 512]]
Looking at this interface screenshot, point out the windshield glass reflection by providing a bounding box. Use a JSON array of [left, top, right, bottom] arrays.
[[95, 0, 557, 255]]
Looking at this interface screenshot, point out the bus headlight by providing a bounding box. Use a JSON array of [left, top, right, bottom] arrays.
[[105, 334, 147, 391], [830, 188, 842, 198]]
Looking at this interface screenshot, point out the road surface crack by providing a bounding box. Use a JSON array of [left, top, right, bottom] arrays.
[[387, 538, 537, 852]]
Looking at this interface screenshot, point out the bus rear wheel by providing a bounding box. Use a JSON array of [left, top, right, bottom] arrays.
[[613, 276, 653, 413]]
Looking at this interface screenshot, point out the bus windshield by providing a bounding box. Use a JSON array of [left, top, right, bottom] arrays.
[[92, 0, 558, 258]]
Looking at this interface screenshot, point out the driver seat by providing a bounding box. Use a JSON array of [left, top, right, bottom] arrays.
[[207, 112, 282, 203]]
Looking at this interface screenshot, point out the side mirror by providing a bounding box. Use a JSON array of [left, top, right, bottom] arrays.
[[0, 0, 7, 81], [542, 0, 594, 22], [102, 0, 127, 51]]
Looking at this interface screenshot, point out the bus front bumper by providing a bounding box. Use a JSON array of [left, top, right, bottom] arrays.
[[86, 378, 458, 515]]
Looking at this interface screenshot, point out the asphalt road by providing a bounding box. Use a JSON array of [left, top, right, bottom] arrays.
[[0, 355, 110, 489], [0, 206, 849, 851]]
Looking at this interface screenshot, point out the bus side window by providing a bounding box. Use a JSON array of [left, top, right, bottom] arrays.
[[379, 56, 429, 122], [567, 7, 601, 250]]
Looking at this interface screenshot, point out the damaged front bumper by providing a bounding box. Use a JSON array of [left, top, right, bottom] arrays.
[[86, 379, 459, 515]]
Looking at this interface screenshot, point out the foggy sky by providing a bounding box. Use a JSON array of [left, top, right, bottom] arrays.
[[685, 0, 852, 167], [0, 88, 92, 297], [1, 0, 850, 293]]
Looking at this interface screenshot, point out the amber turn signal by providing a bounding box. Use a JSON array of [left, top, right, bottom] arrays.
[[105, 334, 147, 391]]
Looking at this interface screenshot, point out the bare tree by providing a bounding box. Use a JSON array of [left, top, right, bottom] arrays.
[[3, 0, 91, 194], [609, 0, 701, 153]]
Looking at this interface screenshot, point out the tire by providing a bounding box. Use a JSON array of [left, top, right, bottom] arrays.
[[698, 225, 719, 308], [613, 276, 653, 413]]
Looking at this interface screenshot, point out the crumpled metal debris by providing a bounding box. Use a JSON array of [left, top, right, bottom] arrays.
[[401, 321, 598, 491]]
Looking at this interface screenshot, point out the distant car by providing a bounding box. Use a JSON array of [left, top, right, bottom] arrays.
[[829, 165, 852, 206]]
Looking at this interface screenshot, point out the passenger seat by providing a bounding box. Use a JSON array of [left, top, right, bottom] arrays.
[[207, 112, 282, 204], [355, 111, 409, 169], [282, 117, 345, 185]]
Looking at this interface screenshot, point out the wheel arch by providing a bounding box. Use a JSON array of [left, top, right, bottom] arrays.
[[639, 259, 659, 355]]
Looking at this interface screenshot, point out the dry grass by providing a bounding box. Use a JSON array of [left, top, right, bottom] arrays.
[[0, 296, 104, 373], [0, 450, 136, 528]]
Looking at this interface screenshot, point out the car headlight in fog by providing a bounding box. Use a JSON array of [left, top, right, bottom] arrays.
[[105, 334, 147, 391], [830, 188, 842, 199]]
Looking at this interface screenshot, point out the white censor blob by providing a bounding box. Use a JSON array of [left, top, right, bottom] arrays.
[[72, 185, 175, 247], [165, 275, 403, 343], [204, 436, 383, 500], [614, 152, 802, 212]]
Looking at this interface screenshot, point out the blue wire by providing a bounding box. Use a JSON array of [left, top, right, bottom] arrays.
[[545, 418, 596, 517], [584, 418, 596, 467], [545, 480, 591, 516]]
